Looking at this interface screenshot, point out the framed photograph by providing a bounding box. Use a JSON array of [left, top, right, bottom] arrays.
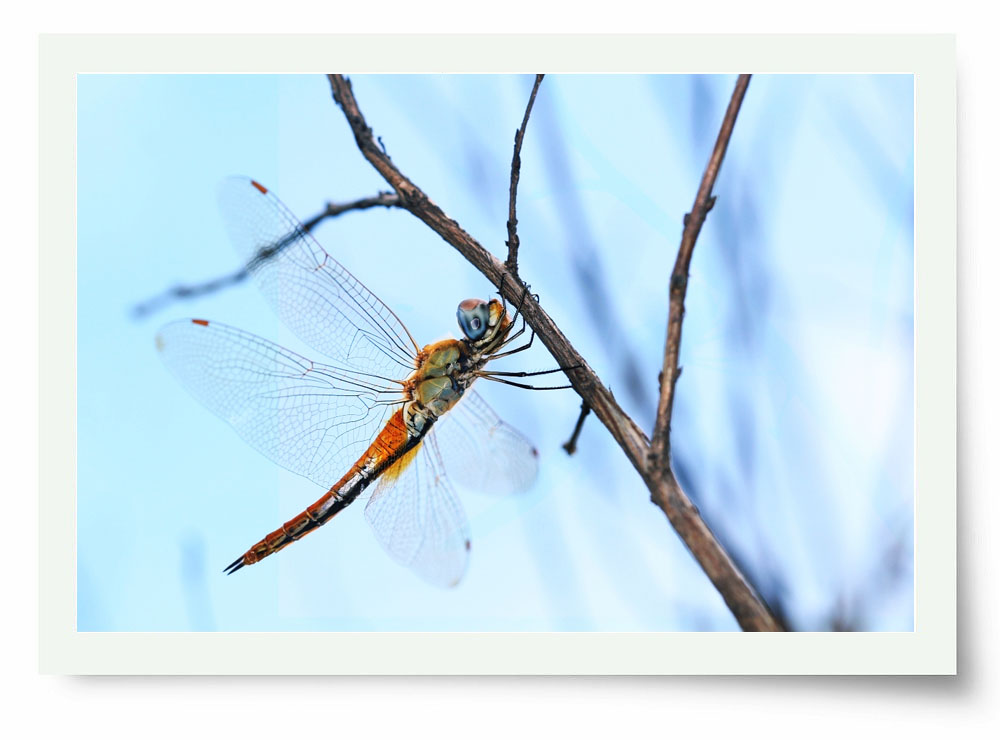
[[40, 34, 955, 674]]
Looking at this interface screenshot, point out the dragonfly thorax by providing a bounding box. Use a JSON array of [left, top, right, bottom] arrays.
[[403, 338, 477, 437]]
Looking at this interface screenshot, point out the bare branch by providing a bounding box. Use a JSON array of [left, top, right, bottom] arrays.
[[311, 191, 401, 225], [562, 401, 591, 455], [327, 74, 778, 631], [131, 191, 401, 318], [651, 74, 752, 463], [505, 74, 544, 275]]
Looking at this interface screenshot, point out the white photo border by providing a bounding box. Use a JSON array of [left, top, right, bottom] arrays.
[[40, 34, 955, 675]]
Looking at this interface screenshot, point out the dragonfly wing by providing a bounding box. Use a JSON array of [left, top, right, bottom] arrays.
[[364, 433, 470, 588], [430, 390, 539, 496], [217, 177, 419, 376], [156, 318, 401, 488]]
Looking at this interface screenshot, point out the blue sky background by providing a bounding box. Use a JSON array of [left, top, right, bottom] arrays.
[[77, 74, 913, 632]]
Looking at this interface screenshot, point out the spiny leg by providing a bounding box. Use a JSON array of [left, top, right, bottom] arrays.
[[478, 375, 573, 391], [493, 315, 528, 350], [479, 366, 578, 379], [496, 281, 534, 345], [497, 273, 508, 314], [488, 327, 533, 360], [490, 303, 536, 358]]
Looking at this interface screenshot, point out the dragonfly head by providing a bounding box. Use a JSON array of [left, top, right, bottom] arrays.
[[457, 298, 507, 351]]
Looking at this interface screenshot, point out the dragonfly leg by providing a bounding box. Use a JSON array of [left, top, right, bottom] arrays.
[[477, 375, 572, 391], [497, 282, 533, 342], [492, 325, 525, 353], [479, 367, 573, 379], [497, 273, 508, 314], [488, 326, 535, 360]]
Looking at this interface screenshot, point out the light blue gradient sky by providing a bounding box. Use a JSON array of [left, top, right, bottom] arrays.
[[78, 74, 913, 631]]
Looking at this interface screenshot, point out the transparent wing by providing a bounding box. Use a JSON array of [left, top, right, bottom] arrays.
[[218, 177, 419, 376], [364, 434, 470, 588], [156, 318, 402, 488], [431, 390, 539, 496]]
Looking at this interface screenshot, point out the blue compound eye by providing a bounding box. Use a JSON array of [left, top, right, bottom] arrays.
[[457, 298, 489, 341]]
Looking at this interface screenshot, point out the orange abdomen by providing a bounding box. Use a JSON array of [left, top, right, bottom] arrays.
[[224, 408, 416, 574]]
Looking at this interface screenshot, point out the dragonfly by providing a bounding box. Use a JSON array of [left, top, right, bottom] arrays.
[[156, 178, 569, 587]]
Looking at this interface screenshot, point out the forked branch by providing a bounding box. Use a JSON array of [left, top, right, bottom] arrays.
[[328, 73, 779, 631]]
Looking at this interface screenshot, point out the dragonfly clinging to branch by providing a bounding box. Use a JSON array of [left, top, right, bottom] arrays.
[[156, 178, 570, 586]]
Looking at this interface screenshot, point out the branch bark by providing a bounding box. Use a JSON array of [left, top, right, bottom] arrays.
[[327, 74, 779, 631]]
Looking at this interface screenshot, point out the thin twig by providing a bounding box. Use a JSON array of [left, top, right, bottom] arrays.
[[312, 191, 401, 225], [562, 401, 591, 455], [131, 266, 250, 318], [650, 74, 752, 465], [131, 191, 401, 317], [327, 74, 779, 631], [505, 74, 544, 275]]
